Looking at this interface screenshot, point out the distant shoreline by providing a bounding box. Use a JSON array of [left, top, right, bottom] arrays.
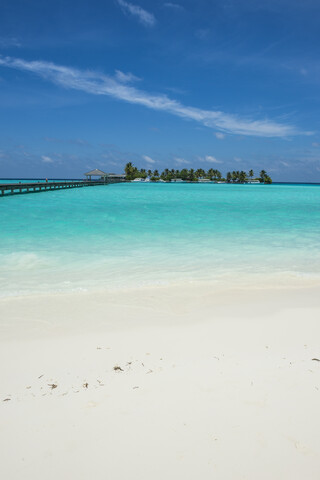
[[1, 178, 320, 186]]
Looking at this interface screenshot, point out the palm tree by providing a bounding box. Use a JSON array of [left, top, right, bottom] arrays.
[[212, 169, 222, 181], [124, 162, 137, 180], [264, 174, 272, 184], [259, 170, 267, 183], [180, 168, 189, 180], [195, 168, 205, 178], [160, 168, 170, 181], [207, 168, 214, 180], [239, 171, 247, 183], [249, 169, 254, 179], [188, 169, 196, 181]]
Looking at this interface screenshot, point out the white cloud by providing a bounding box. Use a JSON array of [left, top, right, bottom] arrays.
[[164, 3, 184, 10], [116, 0, 156, 27], [114, 70, 141, 83], [174, 157, 191, 164], [201, 155, 223, 164], [41, 155, 54, 163], [234, 156, 242, 162], [215, 132, 225, 139], [142, 155, 156, 164], [0, 37, 21, 48], [0, 55, 306, 138]]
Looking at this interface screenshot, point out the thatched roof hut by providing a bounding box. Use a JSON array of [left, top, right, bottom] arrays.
[[84, 169, 107, 181]]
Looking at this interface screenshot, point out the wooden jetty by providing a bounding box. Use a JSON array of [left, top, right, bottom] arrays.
[[1, 169, 127, 197], [0, 180, 107, 197]]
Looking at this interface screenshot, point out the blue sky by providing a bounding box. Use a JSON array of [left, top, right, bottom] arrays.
[[0, 0, 320, 181]]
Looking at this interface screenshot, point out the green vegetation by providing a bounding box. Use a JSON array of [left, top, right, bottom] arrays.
[[225, 169, 272, 184], [259, 170, 272, 184], [125, 163, 272, 184], [125, 162, 147, 180]]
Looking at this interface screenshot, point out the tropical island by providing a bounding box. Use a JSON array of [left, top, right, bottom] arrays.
[[125, 162, 272, 183]]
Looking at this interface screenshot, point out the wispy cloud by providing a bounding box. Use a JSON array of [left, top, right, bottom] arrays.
[[0, 37, 21, 48], [174, 157, 191, 165], [114, 70, 141, 83], [280, 161, 290, 167], [200, 155, 223, 164], [41, 155, 54, 163], [0, 55, 306, 138], [142, 155, 156, 164], [163, 3, 184, 10], [116, 0, 156, 27], [215, 132, 226, 139]]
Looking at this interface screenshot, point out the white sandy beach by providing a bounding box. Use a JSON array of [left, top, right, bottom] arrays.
[[1, 284, 320, 479]]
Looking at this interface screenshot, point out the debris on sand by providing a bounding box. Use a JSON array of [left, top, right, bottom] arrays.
[[113, 365, 124, 372], [48, 384, 58, 390]]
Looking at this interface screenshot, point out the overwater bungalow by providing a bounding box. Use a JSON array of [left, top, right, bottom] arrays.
[[106, 173, 126, 182], [84, 170, 126, 183], [84, 169, 107, 181]]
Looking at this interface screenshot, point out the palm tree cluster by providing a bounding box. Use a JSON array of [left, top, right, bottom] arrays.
[[124, 163, 272, 183], [225, 169, 272, 183], [258, 170, 272, 184]]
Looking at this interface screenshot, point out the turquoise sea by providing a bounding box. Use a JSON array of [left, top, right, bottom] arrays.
[[1, 182, 320, 297]]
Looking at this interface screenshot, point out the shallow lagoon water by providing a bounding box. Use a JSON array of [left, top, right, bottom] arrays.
[[1, 182, 320, 296]]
